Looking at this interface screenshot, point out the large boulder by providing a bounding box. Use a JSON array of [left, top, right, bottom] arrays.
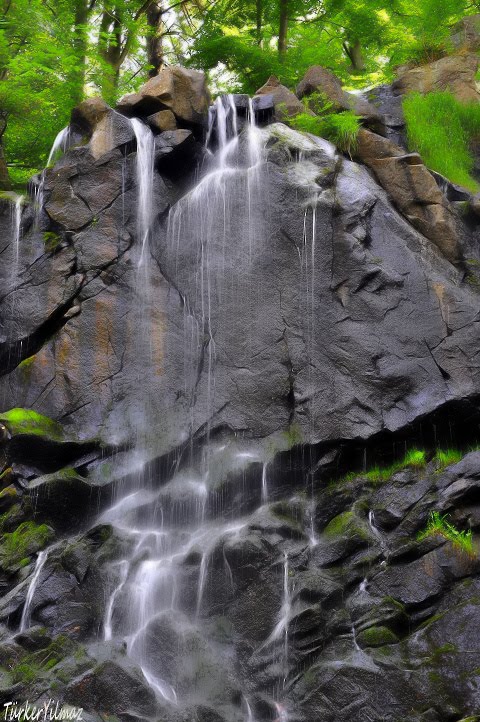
[[297, 65, 383, 131], [393, 53, 480, 103], [354, 128, 460, 263], [255, 75, 305, 119], [117, 66, 209, 126], [71, 98, 134, 161]]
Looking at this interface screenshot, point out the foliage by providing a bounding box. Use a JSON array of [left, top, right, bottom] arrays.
[[0, 408, 64, 441], [418, 511, 475, 557], [403, 92, 480, 191]]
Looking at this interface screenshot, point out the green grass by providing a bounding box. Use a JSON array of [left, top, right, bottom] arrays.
[[403, 91, 480, 191], [418, 511, 475, 558], [290, 110, 360, 156], [341, 448, 427, 484], [434, 448, 463, 470]]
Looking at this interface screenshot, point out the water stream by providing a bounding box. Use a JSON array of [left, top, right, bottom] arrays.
[[19, 549, 49, 632]]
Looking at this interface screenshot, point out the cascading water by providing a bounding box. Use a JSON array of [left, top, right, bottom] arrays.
[[34, 126, 71, 228], [99, 97, 282, 714]]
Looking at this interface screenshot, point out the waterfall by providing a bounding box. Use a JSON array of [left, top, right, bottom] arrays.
[[98, 96, 283, 711], [130, 118, 155, 266], [19, 549, 49, 632], [167, 95, 265, 443], [33, 126, 71, 227]]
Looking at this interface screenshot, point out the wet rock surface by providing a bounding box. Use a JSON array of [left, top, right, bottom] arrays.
[[0, 447, 479, 721]]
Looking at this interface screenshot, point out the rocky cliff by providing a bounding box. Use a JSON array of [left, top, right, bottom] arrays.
[[0, 63, 480, 722]]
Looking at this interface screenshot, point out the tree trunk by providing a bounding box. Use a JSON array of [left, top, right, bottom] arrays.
[[98, 10, 128, 104], [278, 0, 288, 57], [256, 0, 262, 46], [147, 1, 164, 76], [0, 113, 11, 191], [344, 39, 366, 72], [72, 0, 90, 105]]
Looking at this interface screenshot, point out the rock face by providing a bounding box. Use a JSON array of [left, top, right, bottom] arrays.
[[451, 13, 480, 52], [1, 64, 480, 722], [393, 52, 480, 103]]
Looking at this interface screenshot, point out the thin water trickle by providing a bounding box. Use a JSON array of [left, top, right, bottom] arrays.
[[131, 118, 155, 266], [11, 194, 23, 267], [20, 549, 49, 632]]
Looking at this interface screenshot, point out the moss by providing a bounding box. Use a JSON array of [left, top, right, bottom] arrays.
[[323, 510, 369, 542], [324, 511, 355, 537], [0, 521, 53, 569], [0, 408, 64, 441], [18, 355, 36, 370], [43, 231, 61, 254], [356, 625, 399, 647], [9, 636, 72, 685]]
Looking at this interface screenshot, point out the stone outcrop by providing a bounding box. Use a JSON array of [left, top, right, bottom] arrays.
[[296, 65, 383, 131], [354, 128, 461, 263], [393, 52, 480, 103], [255, 75, 305, 119], [117, 65, 209, 127]]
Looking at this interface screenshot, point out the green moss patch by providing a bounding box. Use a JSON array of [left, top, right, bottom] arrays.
[[0, 408, 64, 442], [356, 625, 399, 648], [0, 521, 53, 570]]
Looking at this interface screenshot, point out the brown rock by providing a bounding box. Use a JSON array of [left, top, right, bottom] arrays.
[[71, 98, 111, 134], [147, 109, 177, 132], [118, 66, 209, 125], [255, 76, 305, 120], [355, 128, 460, 263], [393, 53, 480, 103], [296, 65, 384, 131], [71, 98, 134, 160]]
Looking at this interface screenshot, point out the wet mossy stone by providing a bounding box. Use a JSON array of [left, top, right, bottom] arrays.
[[0, 521, 53, 573], [323, 510, 370, 542], [0, 409, 64, 442], [0, 409, 103, 475], [356, 625, 399, 648]]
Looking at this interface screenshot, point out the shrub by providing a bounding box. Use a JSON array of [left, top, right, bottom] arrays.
[[403, 91, 480, 191], [418, 511, 475, 557]]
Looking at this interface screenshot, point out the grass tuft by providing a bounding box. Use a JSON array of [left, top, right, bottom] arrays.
[[434, 448, 463, 470], [418, 511, 475, 558], [289, 92, 360, 157], [340, 448, 427, 485], [403, 91, 480, 191]]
